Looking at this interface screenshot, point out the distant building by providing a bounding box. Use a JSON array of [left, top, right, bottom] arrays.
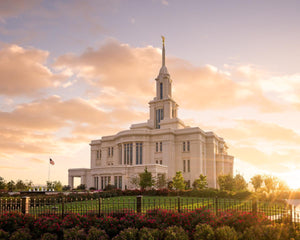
[[68, 39, 234, 190]]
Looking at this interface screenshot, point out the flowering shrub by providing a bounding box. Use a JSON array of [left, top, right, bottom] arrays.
[[33, 215, 62, 239], [61, 213, 91, 229], [217, 210, 271, 232], [0, 211, 35, 233]]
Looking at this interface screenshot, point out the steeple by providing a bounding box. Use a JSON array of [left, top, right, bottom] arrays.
[[159, 36, 169, 75]]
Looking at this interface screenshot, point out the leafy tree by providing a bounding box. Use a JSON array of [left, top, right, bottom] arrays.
[[234, 174, 247, 191], [7, 180, 16, 192], [250, 174, 263, 192], [264, 175, 278, 193], [139, 168, 154, 190], [156, 174, 167, 189], [77, 184, 86, 190], [47, 181, 63, 191], [218, 174, 235, 191], [62, 185, 71, 191], [0, 177, 6, 190], [167, 180, 173, 190], [15, 180, 27, 191], [172, 171, 186, 190], [193, 174, 208, 190], [130, 176, 140, 189]]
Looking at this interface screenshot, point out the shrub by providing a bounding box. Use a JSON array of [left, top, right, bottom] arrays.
[[40, 233, 58, 240], [193, 223, 215, 240], [9, 228, 32, 240], [261, 224, 290, 240], [61, 213, 90, 229], [87, 227, 109, 240], [0, 211, 34, 233], [112, 227, 138, 240], [163, 226, 189, 240], [138, 227, 162, 240], [241, 225, 264, 240], [0, 229, 9, 240], [214, 226, 238, 240], [33, 215, 62, 237], [63, 226, 86, 240]]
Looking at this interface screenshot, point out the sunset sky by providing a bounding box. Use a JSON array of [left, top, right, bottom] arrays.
[[1, 0, 300, 188]]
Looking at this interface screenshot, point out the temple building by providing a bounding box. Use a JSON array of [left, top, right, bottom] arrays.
[[68, 38, 234, 190]]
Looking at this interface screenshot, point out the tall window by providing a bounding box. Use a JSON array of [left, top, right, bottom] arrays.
[[183, 141, 190, 152], [136, 142, 143, 165], [183, 142, 186, 152], [160, 82, 163, 99], [156, 142, 162, 152], [119, 176, 122, 189], [118, 144, 122, 164], [187, 141, 190, 151], [96, 150, 99, 159], [124, 143, 133, 165], [108, 147, 114, 157], [183, 160, 186, 172], [94, 176, 99, 190], [187, 160, 190, 172], [155, 108, 164, 129]]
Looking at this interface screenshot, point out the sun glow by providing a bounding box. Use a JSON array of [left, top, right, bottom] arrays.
[[282, 171, 300, 190]]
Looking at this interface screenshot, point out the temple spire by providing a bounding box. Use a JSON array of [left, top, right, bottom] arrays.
[[161, 35, 165, 66]]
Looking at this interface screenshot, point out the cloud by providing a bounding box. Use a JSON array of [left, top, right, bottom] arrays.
[[54, 39, 281, 112], [0, 0, 41, 19], [0, 43, 66, 96], [0, 95, 147, 155]]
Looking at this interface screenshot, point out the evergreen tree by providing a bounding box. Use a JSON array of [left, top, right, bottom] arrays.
[[192, 174, 208, 190], [139, 168, 154, 190], [172, 171, 186, 190]]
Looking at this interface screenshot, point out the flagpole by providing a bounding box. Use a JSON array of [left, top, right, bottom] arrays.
[[48, 157, 50, 183]]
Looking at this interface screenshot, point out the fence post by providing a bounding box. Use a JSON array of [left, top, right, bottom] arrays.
[[137, 195, 142, 213], [21, 196, 30, 214], [177, 196, 181, 213], [252, 199, 257, 215], [215, 196, 218, 216], [289, 205, 293, 223], [61, 198, 65, 218], [98, 198, 102, 217]]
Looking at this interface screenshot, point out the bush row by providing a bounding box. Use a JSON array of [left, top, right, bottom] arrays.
[[1, 208, 299, 239], [0, 188, 252, 201]]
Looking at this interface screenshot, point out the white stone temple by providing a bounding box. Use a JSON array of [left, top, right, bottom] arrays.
[[68, 38, 234, 190]]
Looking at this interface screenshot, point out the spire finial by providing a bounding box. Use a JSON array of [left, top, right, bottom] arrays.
[[161, 35, 165, 66]]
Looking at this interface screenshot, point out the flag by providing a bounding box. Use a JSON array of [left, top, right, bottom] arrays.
[[50, 158, 55, 165]]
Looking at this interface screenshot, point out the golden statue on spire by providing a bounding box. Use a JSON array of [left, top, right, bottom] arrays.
[[161, 35, 165, 45]]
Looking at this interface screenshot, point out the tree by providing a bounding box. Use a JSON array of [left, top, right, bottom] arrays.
[[264, 175, 278, 193], [234, 174, 247, 191], [47, 181, 63, 191], [0, 177, 6, 190], [15, 180, 27, 191], [156, 174, 167, 189], [77, 184, 86, 190], [193, 174, 208, 190], [130, 176, 140, 189], [250, 174, 263, 192], [218, 174, 235, 191], [7, 180, 16, 192], [139, 168, 154, 190], [172, 171, 186, 190]]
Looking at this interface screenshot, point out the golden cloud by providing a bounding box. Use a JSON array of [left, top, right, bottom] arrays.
[[0, 43, 65, 96], [54, 39, 280, 112]]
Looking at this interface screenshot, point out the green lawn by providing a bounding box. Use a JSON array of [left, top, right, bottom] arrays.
[[28, 196, 259, 216]]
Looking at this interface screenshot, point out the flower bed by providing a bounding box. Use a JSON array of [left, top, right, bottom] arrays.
[[0, 209, 299, 239]]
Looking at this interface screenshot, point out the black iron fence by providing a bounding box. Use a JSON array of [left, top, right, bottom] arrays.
[[1, 196, 299, 222]]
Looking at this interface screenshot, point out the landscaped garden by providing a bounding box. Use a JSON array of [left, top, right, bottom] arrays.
[[1, 207, 300, 240]]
